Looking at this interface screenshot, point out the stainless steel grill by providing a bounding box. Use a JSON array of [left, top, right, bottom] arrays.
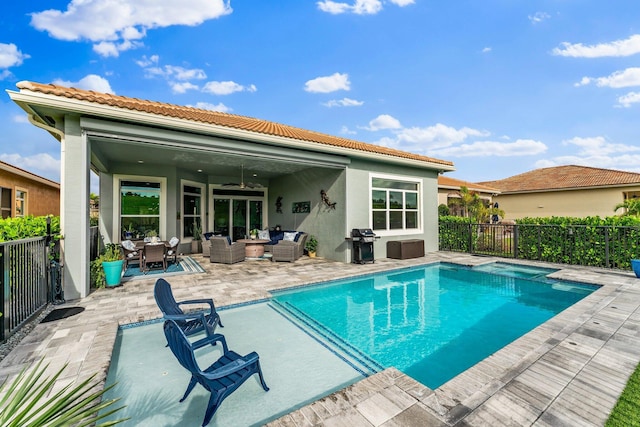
[[351, 228, 377, 264]]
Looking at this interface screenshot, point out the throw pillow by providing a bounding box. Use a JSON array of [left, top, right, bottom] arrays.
[[283, 231, 297, 242], [226, 236, 232, 245], [122, 240, 136, 250], [203, 232, 214, 240], [258, 229, 270, 240]]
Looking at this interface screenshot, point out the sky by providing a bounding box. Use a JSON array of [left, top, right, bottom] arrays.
[[1, 0, 640, 190]]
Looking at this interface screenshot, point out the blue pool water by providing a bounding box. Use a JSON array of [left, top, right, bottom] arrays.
[[272, 262, 598, 389]]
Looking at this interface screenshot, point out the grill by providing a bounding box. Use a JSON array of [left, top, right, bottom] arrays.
[[351, 228, 377, 264]]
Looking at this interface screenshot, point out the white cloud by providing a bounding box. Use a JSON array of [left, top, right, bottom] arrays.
[[305, 72, 350, 93], [535, 136, 640, 173], [317, 0, 412, 14], [202, 81, 257, 95], [12, 114, 29, 124], [0, 153, 60, 182], [323, 97, 364, 107], [30, 0, 232, 57], [52, 74, 114, 93], [396, 123, 489, 149], [0, 43, 30, 69], [189, 102, 232, 113], [575, 67, 640, 88], [552, 34, 640, 58], [528, 12, 550, 24], [171, 82, 199, 94], [618, 91, 640, 108], [340, 125, 357, 135], [562, 136, 640, 156], [367, 114, 402, 131], [142, 64, 207, 81], [429, 139, 547, 158], [136, 55, 159, 67], [482, 47, 492, 53]]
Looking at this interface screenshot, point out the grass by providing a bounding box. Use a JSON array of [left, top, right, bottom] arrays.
[[606, 361, 640, 426]]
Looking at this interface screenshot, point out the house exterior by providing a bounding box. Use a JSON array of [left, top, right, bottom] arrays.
[[9, 81, 455, 300], [479, 165, 640, 220], [0, 160, 60, 218], [437, 176, 500, 215]]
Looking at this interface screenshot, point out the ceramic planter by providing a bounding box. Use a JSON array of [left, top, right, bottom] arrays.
[[631, 259, 640, 278], [102, 260, 124, 287]]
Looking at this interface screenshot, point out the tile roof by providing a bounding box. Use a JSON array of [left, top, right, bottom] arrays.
[[438, 175, 500, 193], [479, 165, 640, 193], [16, 81, 454, 168]]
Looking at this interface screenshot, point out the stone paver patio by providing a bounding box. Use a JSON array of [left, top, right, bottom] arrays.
[[1, 251, 639, 426]]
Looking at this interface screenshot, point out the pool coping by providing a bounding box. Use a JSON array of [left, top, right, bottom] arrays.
[[0, 252, 638, 426]]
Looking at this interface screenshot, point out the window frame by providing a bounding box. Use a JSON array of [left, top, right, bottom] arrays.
[[113, 175, 166, 242], [369, 173, 422, 236], [180, 179, 205, 242], [1, 186, 12, 219], [15, 188, 27, 218]]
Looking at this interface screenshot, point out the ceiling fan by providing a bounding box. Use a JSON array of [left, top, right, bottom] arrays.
[[222, 164, 262, 189]]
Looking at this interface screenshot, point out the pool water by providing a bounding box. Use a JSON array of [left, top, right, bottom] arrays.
[[272, 262, 598, 389]]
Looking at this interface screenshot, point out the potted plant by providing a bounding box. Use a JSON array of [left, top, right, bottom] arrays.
[[99, 243, 124, 287], [146, 229, 159, 244], [191, 221, 202, 253], [250, 228, 260, 240], [306, 235, 318, 258], [123, 223, 135, 240]]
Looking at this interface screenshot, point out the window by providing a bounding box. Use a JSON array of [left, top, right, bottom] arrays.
[[15, 190, 26, 218], [181, 181, 205, 240], [371, 175, 420, 233], [0, 187, 11, 219], [117, 177, 164, 240]]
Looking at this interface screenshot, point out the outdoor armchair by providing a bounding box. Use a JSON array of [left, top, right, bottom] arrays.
[[154, 278, 223, 348], [272, 232, 308, 262], [167, 236, 180, 265], [163, 319, 269, 426], [209, 236, 245, 264]]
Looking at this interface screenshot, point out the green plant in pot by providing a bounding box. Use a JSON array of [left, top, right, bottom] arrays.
[[95, 243, 124, 287], [306, 235, 318, 257], [250, 228, 260, 239]]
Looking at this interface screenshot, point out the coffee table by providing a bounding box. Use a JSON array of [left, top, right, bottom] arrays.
[[237, 239, 270, 258]]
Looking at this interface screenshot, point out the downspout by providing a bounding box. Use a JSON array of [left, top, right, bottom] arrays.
[[27, 114, 65, 141]]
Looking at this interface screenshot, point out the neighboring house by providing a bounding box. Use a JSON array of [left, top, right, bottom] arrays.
[[437, 176, 500, 216], [9, 81, 455, 300], [0, 160, 60, 219], [479, 165, 640, 220]]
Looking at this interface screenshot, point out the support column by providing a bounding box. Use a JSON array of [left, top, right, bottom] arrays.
[[61, 117, 90, 299]]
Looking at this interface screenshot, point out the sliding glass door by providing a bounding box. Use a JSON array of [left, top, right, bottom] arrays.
[[212, 189, 265, 241]]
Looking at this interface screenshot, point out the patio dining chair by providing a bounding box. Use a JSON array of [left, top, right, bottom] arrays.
[[154, 278, 223, 348], [142, 243, 167, 273], [121, 239, 141, 269], [164, 319, 269, 427], [167, 236, 180, 265]]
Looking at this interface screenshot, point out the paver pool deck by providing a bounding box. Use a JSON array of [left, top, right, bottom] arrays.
[[1, 251, 639, 426]]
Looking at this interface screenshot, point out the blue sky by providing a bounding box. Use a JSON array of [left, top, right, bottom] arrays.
[[2, 0, 640, 188]]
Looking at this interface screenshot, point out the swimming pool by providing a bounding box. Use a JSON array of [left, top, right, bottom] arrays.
[[271, 262, 598, 389]]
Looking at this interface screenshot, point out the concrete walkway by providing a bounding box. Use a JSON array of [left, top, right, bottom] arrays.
[[1, 252, 638, 426]]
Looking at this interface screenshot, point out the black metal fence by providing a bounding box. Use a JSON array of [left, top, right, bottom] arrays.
[[0, 237, 52, 342], [439, 222, 640, 270]]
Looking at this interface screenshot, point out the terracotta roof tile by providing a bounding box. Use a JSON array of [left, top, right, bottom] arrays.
[[17, 81, 454, 168], [438, 175, 500, 193], [479, 165, 640, 193]]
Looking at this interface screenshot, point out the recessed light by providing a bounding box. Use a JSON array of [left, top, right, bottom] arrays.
[[252, 173, 258, 177], [197, 169, 203, 173], [137, 160, 144, 164]]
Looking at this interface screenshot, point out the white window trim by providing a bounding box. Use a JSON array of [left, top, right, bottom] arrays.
[[15, 187, 27, 218], [181, 179, 205, 243], [369, 172, 423, 237], [113, 175, 167, 242]]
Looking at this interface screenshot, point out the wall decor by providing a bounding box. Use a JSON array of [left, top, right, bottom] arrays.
[[292, 201, 310, 213], [320, 189, 336, 210], [275, 196, 283, 214]]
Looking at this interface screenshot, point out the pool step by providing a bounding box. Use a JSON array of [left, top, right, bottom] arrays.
[[268, 301, 384, 377]]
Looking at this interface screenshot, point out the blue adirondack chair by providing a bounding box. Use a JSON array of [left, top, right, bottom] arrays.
[[163, 320, 270, 426], [154, 278, 223, 349]]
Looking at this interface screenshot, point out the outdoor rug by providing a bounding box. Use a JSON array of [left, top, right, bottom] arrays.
[[122, 256, 205, 281]]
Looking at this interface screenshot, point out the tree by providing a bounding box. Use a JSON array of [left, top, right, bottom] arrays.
[[448, 186, 483, 221], [614, 199, 640, 217]]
